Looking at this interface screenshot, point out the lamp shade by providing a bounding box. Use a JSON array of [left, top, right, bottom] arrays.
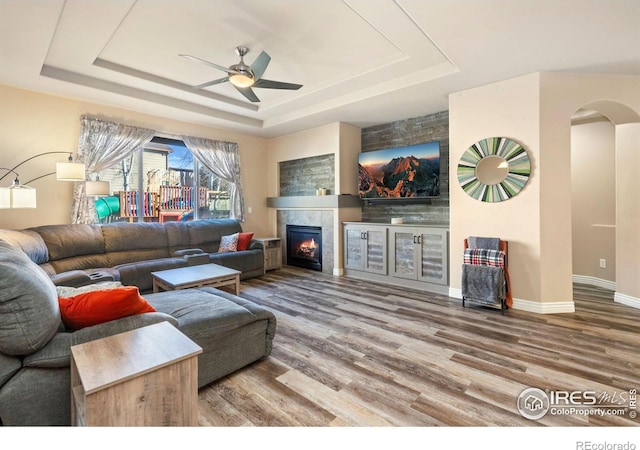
[[0, 187, 10, 209], [56, 162, 85, 181], [85, 180, 110, 197], [229, 73, 255, 88], [10, 185, 37, 208]]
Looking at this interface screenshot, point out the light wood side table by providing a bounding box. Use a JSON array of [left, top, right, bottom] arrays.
[[70, 321, 203, 426], [255, 238, 282, 272]]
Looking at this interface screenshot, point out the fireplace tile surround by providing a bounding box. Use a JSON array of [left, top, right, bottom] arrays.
[[276, 210, 334, 274]]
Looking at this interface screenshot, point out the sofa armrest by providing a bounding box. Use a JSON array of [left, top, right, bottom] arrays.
[[247, 239, 264, 251], [23, 312, 179, 368], [49, 270, 92, 287], [173, 248, 204, 256], [183, 253, 210, 266]]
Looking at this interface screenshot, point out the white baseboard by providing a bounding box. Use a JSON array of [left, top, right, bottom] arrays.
[[450, 287, 575, 314], [511, 297, 575, 314], [615, 292, 640, 310], [571, 275, 639, 310], [572, 274, 616, 291]]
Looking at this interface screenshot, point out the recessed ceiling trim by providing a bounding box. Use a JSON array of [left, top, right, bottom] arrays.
[[39, 65, 263, 128], [264, 61, 458, 128], [395, 0, 457, 69], [93, 58, 259, 112]]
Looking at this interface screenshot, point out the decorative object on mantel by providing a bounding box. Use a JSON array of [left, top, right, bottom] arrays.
[[457, 137, 531, 203]]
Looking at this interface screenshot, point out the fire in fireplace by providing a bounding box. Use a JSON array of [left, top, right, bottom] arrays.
[[286, 225, 322, 271]]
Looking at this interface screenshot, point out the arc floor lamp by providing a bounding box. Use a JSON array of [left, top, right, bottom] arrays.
[[0, 152, 86, 208]]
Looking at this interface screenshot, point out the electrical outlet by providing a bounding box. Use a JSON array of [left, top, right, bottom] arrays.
[[247, 206, 252, 214], [599, 259, 606, 269]]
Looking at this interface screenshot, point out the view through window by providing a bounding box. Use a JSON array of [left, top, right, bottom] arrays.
[[93, 137, 230, 223]]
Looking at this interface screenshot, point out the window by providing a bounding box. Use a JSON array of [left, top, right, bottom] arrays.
[[94, 137, 230, 223]]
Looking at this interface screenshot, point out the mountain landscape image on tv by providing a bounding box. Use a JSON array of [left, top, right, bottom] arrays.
[[358, 142, 440, 199]]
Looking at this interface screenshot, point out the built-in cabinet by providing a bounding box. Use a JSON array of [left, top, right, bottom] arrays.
[[343, 222, 449, 294], [389, 227, 448, 285], [344, 224, 387, 274]]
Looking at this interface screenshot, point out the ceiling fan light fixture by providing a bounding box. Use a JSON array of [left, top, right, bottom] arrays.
[[229, 72, 254, 88]]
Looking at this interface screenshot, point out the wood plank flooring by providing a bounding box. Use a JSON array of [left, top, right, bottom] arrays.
[[197, 267, 640, 427]]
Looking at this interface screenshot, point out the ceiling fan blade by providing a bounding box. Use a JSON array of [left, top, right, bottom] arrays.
[[254, 78, 302, 90], [234, 86, 260, 102], [250, 51, 271, 80], [193, 77, 229, 89], [179, 54, 239, 75]]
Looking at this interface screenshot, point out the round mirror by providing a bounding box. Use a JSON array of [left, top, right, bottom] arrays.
[[476, 155, 509, 185], [457, 137, 531, 202]]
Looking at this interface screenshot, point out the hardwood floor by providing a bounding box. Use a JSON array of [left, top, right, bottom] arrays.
[[197, 267, 640, 427]]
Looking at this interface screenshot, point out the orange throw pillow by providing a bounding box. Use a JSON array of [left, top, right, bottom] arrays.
[[58, 286, 156, 330], [237, 232, 254, 251]]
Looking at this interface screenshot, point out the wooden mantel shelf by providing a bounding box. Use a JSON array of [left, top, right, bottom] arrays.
[[267, 195, 362, 209]]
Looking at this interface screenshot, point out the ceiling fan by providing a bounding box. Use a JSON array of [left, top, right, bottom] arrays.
[[180, 46, 303, 103]]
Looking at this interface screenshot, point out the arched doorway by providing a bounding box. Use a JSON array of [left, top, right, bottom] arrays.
[[571, 100, 640, 309]]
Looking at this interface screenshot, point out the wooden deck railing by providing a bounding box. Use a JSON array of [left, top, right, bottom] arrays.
[[117, 186, 208, 221]]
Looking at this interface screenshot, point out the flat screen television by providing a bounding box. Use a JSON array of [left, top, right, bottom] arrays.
[[358, 141, 440, 199]]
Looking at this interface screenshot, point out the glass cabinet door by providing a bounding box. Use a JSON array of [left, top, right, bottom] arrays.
[[418, 230, 448, 284], [344, 226, 364, 270], [390, 230, 417, 280], [364, 228, 387, 274]]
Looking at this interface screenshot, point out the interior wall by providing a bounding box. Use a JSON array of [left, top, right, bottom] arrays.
[[571, 119, 616, 286], [539, 73, 640, 307], [449, 73, 543, 308], [615, 123, 640, 303], [450, 72, 640, 312], [266, 122, 341, 198], [0, 85, 271, 237]]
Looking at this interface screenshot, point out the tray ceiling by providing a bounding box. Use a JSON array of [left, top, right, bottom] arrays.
[[1, 0, 638, 137]]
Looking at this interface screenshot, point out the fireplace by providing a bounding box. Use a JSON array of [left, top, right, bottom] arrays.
[[286, 225, 322, 271]]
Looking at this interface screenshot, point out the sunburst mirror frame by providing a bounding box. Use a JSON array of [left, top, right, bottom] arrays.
[[457, 137, 531, 202]]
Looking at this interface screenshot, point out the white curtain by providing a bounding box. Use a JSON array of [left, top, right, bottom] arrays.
[[182, 136, 245, 222], [71, 116, 155, 224]]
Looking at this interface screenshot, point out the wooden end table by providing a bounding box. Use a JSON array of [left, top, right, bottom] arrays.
[[70, 321, 203, 426], [151, 263, 241, 295]]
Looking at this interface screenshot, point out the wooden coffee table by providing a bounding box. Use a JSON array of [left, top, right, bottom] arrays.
[[151, 264, 241, 295]]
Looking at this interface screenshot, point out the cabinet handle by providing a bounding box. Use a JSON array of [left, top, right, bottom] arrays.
[[362, 232, 367, 240], [413, 235, 421, 244]]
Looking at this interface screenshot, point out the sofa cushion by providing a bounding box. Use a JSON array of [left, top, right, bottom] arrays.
[[0, 229, 49, 264], [237, 232, 254, 251], [0, 240, 61, 355], [29, 224, 104, 261], [218, 232, 239, 253], [55, 281, 123, 298], [0, 353, 22, 386], [102, 222, 170, 253], [58, 286, 156, 330], [186, 219, 242, 252]]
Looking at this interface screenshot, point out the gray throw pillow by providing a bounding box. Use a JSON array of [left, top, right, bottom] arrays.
[[0, 239, 61, 355]]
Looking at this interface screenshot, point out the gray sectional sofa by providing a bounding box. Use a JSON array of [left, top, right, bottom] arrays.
[[1, 218, 265, 292], [0, 219, 277, 426]]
